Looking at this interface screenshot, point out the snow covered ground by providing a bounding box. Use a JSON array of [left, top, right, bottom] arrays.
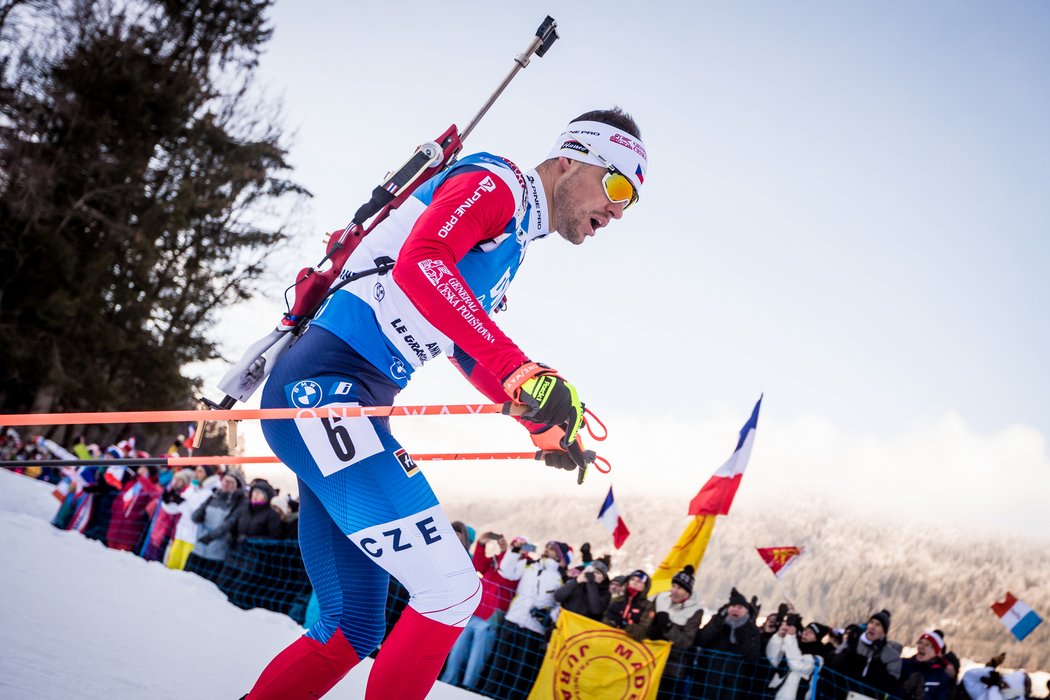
[[0, 470, 477, 700], [4, 470, 1046, 699]]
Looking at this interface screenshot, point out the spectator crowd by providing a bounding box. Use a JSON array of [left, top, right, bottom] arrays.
[[3, 427, 1047, 700]]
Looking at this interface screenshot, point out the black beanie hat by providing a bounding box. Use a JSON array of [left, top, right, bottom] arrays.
[[869, 609, 892, 634], [806, 622, 831, 640], [728, 587, 749, 608], [671, 565, 695, 595]]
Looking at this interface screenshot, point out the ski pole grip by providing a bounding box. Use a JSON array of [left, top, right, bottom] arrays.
[[535, 16, 559, 57]]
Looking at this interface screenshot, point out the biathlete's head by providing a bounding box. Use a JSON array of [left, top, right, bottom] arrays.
[[538, 107, 647, 245]]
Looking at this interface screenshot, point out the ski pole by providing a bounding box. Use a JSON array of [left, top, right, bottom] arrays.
[[459, 15, 559, 143], [0, 452, 612, 472], [0, 402, 528, 427]]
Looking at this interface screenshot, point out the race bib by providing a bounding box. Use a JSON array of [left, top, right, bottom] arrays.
[[295, 403, 385, 477]]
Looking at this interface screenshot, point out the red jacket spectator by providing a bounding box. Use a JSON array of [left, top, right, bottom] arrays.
[[474, 535, 520, 621]]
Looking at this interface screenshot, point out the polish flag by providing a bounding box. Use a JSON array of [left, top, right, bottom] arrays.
[[991, 592, 1042, 641], [597, 486, 630, 549], [688, 395, 762, 516]]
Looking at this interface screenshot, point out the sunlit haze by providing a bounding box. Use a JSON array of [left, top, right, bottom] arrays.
[[191, 1, 1050, 539]]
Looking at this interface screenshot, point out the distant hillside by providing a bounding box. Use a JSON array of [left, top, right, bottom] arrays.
[[442, 496, 1050, 672]]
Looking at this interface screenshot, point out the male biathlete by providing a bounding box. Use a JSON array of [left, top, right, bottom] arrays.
[[243, 107, 648, 699]]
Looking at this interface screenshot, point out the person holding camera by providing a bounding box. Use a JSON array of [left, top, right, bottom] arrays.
[[554, 559, 611, 621], [481, 540, 569, 700], [766, 612, 822, 700], [830, 608, 903, 695]]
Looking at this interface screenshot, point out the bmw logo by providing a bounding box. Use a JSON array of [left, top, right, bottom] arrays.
[[290, 380, 323, 408]]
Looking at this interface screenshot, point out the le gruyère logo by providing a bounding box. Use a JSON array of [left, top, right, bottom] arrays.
[[550, 629, 658, 699]]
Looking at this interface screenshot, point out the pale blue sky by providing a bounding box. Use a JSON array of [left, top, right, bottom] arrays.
[[200, 1, 1050, 535]]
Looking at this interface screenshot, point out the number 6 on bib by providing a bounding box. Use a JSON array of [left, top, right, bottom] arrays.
[[295, 404, 385, 476]]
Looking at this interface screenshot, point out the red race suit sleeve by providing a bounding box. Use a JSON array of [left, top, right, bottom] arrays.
[[393, 168, 530, 387]]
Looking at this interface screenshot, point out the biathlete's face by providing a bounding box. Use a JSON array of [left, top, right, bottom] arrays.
[[553, 160, 627, 245]]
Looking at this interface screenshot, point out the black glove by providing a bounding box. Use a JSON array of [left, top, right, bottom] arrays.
[[872, 637, 887, 654], [717, 603, 730, 619], [537, 448, 596, 471], [648, 611, 671, 640], [845, 624, 862, 646], [504, 363, 584, 443], [980, 670, 1004, 688], [198, 532, 214, 545], [580, 542, 592, 564]]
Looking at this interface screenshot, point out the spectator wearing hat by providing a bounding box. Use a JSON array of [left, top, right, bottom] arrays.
[[166, 467, 214, 570], [899, 629, 952, 700], [831, 608, 903, 695], [694, 587, 763, 700], [230, 478, 283, 544], [766, 613, 821, 700], [643, 566, 703, 699], [800, 621, 834, 661], [440, 532, 521, 692], [603, 569, 652, 635], [184, 468, 245, 584], [554, 559, 611, 621], [481, 539, 567, 700]]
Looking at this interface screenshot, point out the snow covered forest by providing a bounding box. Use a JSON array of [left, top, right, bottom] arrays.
[[442, 496, 1050, 672]]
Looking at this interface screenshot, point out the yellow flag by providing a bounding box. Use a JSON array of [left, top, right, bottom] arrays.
[[648, 515, 717, 596], [526, 610, 671, 700]]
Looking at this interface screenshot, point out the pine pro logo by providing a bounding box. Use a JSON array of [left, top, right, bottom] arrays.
[[438, 176, 498, 238]]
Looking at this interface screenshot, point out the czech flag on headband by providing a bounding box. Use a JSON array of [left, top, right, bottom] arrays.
[[991, 592, 1043, 641], [597, 486, 630, 549], [756, 546, 806, 579], [688, 395, 762, 516]]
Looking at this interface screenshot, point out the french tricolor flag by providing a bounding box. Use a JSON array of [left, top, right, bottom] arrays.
[[991, 592, 1042, 641], [597, 486, 630, 549], [688, 395, 762, 516]]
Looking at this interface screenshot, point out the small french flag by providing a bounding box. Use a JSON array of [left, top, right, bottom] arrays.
[[991, 591, 1042, 641], [597, 486, 630, 549]]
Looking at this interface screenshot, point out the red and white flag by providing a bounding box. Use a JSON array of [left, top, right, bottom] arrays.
[[688, 395, 762, 516], [597, 486, 630, 549], [756, 546, 806, 579]]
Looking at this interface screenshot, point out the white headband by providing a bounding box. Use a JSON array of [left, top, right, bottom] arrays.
[[548, 119, 648, 194]]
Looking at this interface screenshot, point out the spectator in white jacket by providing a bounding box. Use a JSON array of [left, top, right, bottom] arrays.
[[961, 666, 1029, 700], [481, 540, 569, 700], [766, 614, 821, 700], [166, 467, 219, 570]]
